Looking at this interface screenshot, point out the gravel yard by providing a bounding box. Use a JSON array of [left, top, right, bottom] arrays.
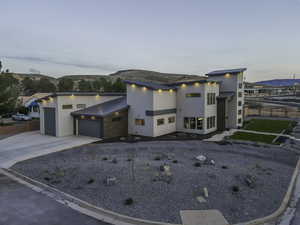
[[12, 140, 298, 224]]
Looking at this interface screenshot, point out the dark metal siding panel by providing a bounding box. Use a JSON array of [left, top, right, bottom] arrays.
[[217, 98, 226, 131], [44, 108, 56, 136], [78, 119, 102, 138], [145, 108, 177, 116]]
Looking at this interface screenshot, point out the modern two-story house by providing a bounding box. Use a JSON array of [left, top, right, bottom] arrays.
[[39, 68, 246, 138]]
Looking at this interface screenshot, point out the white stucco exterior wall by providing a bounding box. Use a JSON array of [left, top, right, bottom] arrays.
[[40, 95, 121, 137], [208, 72, 245, 128]]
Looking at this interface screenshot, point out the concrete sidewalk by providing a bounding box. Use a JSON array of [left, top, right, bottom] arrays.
[[0, 131, 99, 168]]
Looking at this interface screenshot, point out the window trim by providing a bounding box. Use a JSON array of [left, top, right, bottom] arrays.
[[186, 93, 201, 98], [168, 116, 175, 124]]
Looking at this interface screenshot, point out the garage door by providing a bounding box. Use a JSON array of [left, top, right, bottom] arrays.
[[78, 119, 102, 138], [44, 108, 56, 136]]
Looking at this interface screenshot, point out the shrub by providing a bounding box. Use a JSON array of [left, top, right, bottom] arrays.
[[154, 156, 161, 161], [112, 158, 118, 164], [194, 162, 201, 167], [221, 165, 228, 169], [232, 185, 240, 193], [172, 160, 178, 164], [124, 198, 134, 205], [87, 178, 95, 184], [102, 157, 108, 161]]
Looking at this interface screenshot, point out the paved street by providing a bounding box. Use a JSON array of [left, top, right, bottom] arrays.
[[0, 172, 109, 225]]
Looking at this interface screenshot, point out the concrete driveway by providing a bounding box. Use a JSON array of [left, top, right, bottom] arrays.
[[0, 131, 99, 168]]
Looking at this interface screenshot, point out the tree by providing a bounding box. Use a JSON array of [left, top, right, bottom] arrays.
[[78, 79, 93, 91], [92, 78, 105, 91], [36, 77, 56, 92], [22, 77, 38, 95], [0, 74, 20, 115], [0, 60, 2, 73], [58, 78, 74, 92], [111, 78, 126, 92], [5, 69, 10, 73]]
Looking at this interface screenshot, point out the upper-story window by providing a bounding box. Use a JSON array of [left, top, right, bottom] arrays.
[[238, 92, 243, 98], [207, 93, 216, 105], [238, 83, 243, 89], [186, 93, 201, 98], [168, 116, 175, 123], [62, 104, 73, 110], [238, 101, 242, 106], [76, 104, 86, 109]]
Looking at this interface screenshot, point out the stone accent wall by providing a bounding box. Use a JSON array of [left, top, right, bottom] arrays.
[[103, 110, 128, 138], [0, 120, 40, 135]]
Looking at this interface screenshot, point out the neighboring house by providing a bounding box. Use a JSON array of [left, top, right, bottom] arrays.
[[38, 68, 246, 138], [19, 93, 51, 118]]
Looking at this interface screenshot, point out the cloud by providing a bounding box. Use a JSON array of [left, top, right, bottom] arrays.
[[1, 55, 122, 72], [29, 68, 41, 74]]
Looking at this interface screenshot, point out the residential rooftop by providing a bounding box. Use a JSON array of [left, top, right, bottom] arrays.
[[206, 68, 247, 76]]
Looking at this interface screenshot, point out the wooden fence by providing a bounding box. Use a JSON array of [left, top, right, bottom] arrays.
[[244, 104, 300, 118], [0, 120, 40, 135]]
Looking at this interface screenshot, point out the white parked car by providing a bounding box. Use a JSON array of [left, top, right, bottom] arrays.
[[12, 114, 32, 121]]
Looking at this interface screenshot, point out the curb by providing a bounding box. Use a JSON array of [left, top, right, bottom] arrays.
[[234, 157, 300, 225], [0, 168, 179, 225]]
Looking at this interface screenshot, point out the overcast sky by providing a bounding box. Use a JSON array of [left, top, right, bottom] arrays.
[[1, 0, 300, 82]]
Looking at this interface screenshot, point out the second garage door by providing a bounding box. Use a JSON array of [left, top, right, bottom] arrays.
[[78, 119, 102, 138]]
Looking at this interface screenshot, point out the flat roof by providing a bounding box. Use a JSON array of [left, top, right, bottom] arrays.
[[124, 79, 219, 90], [71, 96, 128, 117], [124, 80, 173, 90], [206, 68, 247, 76], [38, 92, 126, 101]]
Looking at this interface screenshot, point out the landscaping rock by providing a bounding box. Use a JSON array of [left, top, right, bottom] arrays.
[[196, 155, 207, 162], [245, 175, 256, 189], [203, 187, 209, 198], [104, 176, 117, 186], [197, 196, 207, 203]]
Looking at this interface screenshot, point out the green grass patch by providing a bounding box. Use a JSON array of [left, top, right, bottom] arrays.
[[244, 119, 294, 133], [230, 131, 277, 144]]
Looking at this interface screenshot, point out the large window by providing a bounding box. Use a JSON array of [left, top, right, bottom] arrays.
[[207, 93, 216, 105], [238, 101, 242, 106], [135, 119, 145, 126], [238, 92, 243, 98], [168, 116, 175, 123], [238, 109, 242, 115], [239, 83, 243, 89], [186, 93, 201, 98], [157, 118, 165, 126], [197, 118, 203, 130], [238, 118, 242, 124], [62, 104, 73, 110], [207, 116, 216, 129], [184, 117, 203, 130]]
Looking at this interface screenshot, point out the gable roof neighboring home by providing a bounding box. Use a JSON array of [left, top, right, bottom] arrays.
[[71, 96, 128, 117]]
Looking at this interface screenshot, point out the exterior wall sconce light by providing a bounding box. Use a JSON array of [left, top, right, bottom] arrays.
[[131, 84, 136, 88], [142, 87, 147, 91], [115, 112, 119, 116], [81, 115, 85, 119], [181, 84, 186, 88], [96, 94, 100, 98], [194, 82, 200, 87], [225, 73, 231, 78], [169, 89, 173, 93], [91, 116, 96, 120], [158, 89, 162, 93]]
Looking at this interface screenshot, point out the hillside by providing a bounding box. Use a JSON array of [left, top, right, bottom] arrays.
[[255, 79, 300, 87], [12, 73, 58, 84], [109, 69, 203, 83]]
